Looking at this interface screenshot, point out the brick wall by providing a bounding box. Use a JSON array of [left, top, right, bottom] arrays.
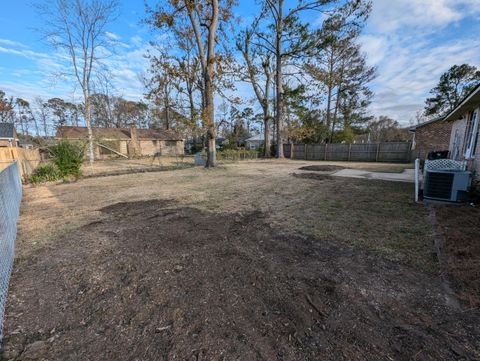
[[138, 140, 185, 156], [413, 120, 452, 159]]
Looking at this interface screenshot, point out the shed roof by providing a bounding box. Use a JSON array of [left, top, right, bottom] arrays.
[[0, 122, 15, 139], [444, 83, 480, 121], [56, 126, 183, 141]]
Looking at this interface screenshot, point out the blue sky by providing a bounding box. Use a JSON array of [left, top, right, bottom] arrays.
[[1, 0, 480, 125]]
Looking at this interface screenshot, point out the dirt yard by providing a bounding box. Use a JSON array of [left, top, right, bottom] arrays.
[[433, 203, 480, 306], [2, 160, 479, 360]]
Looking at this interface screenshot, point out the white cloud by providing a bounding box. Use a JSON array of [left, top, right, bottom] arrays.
[[369, 0, 480, 32], [0, 46, 49, 60], [360, 0, 480, 125], [0, 34, 151, 103], [366, 36, 480, 123], [0, 38, 27, 48], [105, 31, 121, 41]]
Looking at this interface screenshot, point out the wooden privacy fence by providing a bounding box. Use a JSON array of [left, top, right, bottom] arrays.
[[0, 148, 42, 179], [283, 142, 412, 163]]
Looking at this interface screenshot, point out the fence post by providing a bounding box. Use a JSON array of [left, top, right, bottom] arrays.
[[304, 144, 307, 160], [325, 143, 328, 161], [348, 144, 352, 161], [414, 158, 420, 202], [375, 143, 380, 162], [290, 143, 294, 159]]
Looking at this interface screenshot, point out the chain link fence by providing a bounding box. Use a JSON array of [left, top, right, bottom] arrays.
[[0, 162, 22, 343]]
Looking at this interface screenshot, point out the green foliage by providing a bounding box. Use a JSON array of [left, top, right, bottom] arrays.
[[332, 127, 355, 143], [425, 64, 480, 117], [221, 135, 241, 150], [29, 163, 60, 184], [218, 149, 258, 161], [49, 141, 85, 178]]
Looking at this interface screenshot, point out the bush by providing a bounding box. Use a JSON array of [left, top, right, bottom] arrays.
[[29, 163, 60, 184], [49, 141, 85, 178], [217, 149, 258, 161]]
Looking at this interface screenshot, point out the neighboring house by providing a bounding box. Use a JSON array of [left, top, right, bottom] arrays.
[[353, 133, 371, 144], [445, 84, 480, 178], [245, 134, 262, 150], [216, 137, 226, 149], [56, 124, 184, 158], [409, 117, 452, 159], [0, 123, 19, 147], [18, 140, 35, 149], [245, 133, 272, 150]]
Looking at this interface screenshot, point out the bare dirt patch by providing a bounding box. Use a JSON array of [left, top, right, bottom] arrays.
[[2, 199, 479, 360], [433, 204, 480, 305], [298, 165, 345, 172], [292, 172, 332, 181]]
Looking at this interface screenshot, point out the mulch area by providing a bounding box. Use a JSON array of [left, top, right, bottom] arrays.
[[433, 203, 480, 306], [2, 200, 480, 360]]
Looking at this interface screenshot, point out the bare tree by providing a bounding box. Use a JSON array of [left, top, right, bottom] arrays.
[[37, 0, 119, 164], [258, 0, 369, 156], [34, 98, 50, 136], [145, 50, 180, 130], [236, 20, 274, 157], [149, 0, 235, 167], [0, 90, 15, 123]]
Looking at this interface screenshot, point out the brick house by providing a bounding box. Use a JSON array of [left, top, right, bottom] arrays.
[[0, 123, 19, 147], [56, 124, 184, 158], [445, 84, 480, 179], [409, 117, 452, 159]]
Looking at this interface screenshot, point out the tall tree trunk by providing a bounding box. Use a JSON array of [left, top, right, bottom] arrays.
[[264, 111, 271, 157], [188, 84, 196, 124], [325, 48, 335, 142], [32, 113, 40, 137], [275, 1, 284, 158], [42, 114, 48, 137], [84, 89, 94, 165], [204, 64, 216, 167], [204, 0, 219, 168], [330, 87, 342, 143]]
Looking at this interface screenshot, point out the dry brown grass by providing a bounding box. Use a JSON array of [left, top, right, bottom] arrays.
[[80, 156, 194, 176], [18, 159, 434, 271]]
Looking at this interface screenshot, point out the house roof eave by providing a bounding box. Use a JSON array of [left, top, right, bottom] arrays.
[[409, 116, 445, 131], [444, 83, 480, 122]]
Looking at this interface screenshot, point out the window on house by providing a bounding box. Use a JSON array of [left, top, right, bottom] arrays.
[[165, 140, 176, 147], [464, 108, 479, 159]]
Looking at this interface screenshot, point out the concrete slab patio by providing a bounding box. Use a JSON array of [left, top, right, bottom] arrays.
[[332, 168, 416, 183]]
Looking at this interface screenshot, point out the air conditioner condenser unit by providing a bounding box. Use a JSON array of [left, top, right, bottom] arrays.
[[423, 159, 471, 202]]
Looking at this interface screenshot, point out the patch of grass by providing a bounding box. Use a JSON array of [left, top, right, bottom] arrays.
[[29, 163, 60, 184]]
